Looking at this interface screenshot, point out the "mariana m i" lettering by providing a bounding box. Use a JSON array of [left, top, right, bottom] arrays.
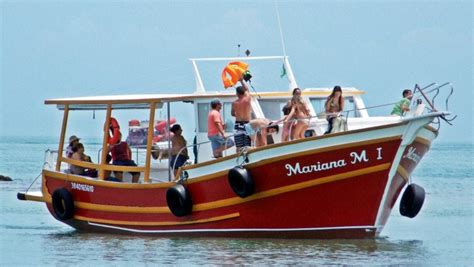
[[285, 160, 347, 177]]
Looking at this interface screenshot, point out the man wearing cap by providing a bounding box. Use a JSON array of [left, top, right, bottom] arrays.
[[208, 99, 234, 158], [231, 78, 252, 151], [66, 135, 80, 158]]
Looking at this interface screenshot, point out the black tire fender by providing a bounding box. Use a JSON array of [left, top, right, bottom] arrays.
[[166, 184, 192, 217], [228, 166, 255, 198], [51, 188, 75, 221], [400, 183, 425, 218]]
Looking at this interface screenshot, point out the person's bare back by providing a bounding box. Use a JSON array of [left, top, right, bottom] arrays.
[[232, 97, 251, 121], [231, 80, 252, 122], [231, 80, 252, 150]]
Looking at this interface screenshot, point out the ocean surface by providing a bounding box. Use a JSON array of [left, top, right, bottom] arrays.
[[0, 136, 472, 266]]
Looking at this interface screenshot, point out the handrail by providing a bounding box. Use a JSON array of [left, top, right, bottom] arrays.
[[44, 149, 58, 170], [172, 133, 238, 175], [189, 56, 285, 61], [62, 158, 146, 173]]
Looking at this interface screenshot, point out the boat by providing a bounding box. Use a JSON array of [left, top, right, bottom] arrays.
[[17, 56, 455, 238]]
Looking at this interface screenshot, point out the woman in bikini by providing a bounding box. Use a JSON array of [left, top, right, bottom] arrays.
[[282, 88, 302, 142], [285, 95, 310, 140], [324, 85, 344, 134]]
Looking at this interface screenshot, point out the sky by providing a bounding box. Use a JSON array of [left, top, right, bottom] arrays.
[[1, 0, 473, 143]]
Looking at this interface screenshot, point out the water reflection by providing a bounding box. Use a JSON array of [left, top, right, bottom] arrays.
[[40, 232, 428, 265]]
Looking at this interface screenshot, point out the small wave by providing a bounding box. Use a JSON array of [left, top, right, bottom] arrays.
[[0, 224, 62, 231]]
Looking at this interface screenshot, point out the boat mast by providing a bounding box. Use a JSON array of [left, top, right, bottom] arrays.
[[275, 0, 298, 90]]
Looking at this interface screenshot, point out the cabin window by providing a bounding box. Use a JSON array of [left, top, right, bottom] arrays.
[[309, 98, 325, 118], [310, 97, 358, 118], [197, 103, 210, 132], [259, 99, 288, 121], [222, 102, 234, 132], [344, 97, 356, 117], [197, 102, 233, 133]]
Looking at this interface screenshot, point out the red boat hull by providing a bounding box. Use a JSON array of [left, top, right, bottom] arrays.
[[35, 121, 438, 238]]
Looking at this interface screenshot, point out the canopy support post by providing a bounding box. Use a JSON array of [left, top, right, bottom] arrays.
[[56, 104, 69, 171], [144, 102, 157, 183], [99, 105, 112, 180], [167, 102, 172, 181]]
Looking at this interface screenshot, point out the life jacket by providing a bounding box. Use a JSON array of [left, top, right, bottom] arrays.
[[221, 61, 249, 88]]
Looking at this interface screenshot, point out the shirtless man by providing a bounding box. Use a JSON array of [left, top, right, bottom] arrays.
[[231, 79, 252, 152]]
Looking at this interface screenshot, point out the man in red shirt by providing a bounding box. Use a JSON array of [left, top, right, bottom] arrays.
[[207, 99, 234, 158]]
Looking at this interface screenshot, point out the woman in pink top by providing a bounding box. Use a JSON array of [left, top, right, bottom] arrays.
[[207, 99, 234, 158]]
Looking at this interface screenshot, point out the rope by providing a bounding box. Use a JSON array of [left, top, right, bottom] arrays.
[[236, 146, 250, 166], [24, 172, 42, 195]]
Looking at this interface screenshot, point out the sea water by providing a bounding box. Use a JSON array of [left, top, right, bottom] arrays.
[[0, 137, 472, 266]]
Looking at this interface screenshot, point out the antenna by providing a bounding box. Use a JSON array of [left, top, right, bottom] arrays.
[[238, 44, 241, 57], [275, 0, 287, 56]]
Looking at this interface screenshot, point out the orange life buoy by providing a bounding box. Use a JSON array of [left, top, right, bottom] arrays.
[[107, 117, 121, 145], [221, 61, 249, 88]]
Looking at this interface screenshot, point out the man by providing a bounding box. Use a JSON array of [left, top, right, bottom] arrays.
[[231, 78, 252, 151], [169, 124, 189, 176], [391, 89, 413, 116], [208, 99, 234, 158]]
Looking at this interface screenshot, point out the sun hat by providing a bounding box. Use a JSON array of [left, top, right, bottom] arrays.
[[69, 135, 80, 143]]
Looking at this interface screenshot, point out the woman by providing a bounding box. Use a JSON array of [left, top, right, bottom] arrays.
[[109, 134, 140, 183], [70, 143, 97, 177], [285, 95, 310, 140], [324, 85, 344, 134], [245, 118, 281, 147], [281, 88, 302, 142]]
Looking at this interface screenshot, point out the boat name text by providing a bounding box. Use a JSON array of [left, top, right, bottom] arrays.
[[402, 146, 421, 164], [71, 182, 94, 192], [285, 148, 383, 177]]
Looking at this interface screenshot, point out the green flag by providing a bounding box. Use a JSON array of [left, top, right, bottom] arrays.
[[280, 63, 286, 78]]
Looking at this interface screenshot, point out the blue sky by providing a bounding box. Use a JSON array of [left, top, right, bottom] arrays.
[[1, 0, 472, 143]]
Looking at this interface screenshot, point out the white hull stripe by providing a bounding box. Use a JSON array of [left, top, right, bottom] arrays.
[[87, 222, 376, 234]]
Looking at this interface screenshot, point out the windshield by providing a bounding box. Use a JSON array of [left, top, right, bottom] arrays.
[[309, 96, 357, 118], [259, 99, 288, 121]]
